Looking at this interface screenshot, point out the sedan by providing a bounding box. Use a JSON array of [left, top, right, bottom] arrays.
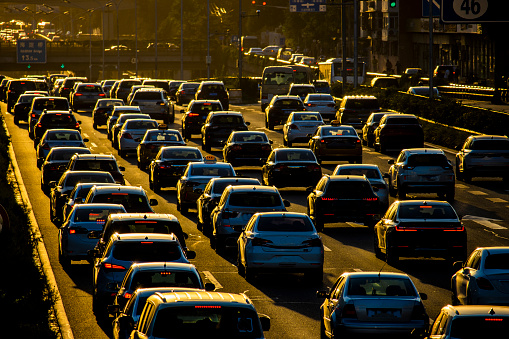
[[308, 124, 362, 164], [222, 131, 272, 166], [373, 200, 467, 264], [35, 129, 89, 168], [302, 93, 336, 122], [13, 93, 45, 125], [237, 212, 323, 282], [262, 148, 322, 188], [317, 272, 428, 339], [136, 128, 186, 170], [175, 82, 200, 105], [92, 98, 124, 129], [361, 112, 389, 147], [33, 110, 81, 145], [452, 247, 509, 305], [283, 111, 324, 147], [117, 118, 158, 157]]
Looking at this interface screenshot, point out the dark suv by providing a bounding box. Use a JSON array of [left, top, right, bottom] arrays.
[[337, 95, 381, 131], [6, 79, 36, 112], [195, 81, 229, 110], [33, 110, 81, 143], [66, 153, 125, 184], [59, 77, 88, 101], [200, 111, 250, 152], [181, 99, 223, 139], [114, 79, 142, 102], [264, 95, 305, 130], [28, 97, 70, 137], [373, 114, 424, 153], [70, 83, 106, 111]]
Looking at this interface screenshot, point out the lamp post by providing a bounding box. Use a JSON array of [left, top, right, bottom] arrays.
[[238, 7, 260, 89], [105, 0, 124, 79], [154, 0, 158, 79], [180, 0, 183, 79], [87, 9, 93, 81], [207, 0, 210, 79]]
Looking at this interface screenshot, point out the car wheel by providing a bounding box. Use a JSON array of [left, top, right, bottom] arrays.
[[373, 234, 383, 259], [214, 236, 225, 253], [119, 149, 126, 157], [180, 203, 189, 214], [244, 265, 256, 282], [314, 215, 324, 232], [169, 112, 175, 124], [153, 178, 161, 193], [93, 122, 98, 130], [202, 221, 212, 236], [374, 142, 380, 152], [451, 292, 460, 306], [209, 234, 216, 249], [176, 198, 181, 211], [202, 137, 211, 152], [58, 243, 70, 269], [388, 179, 396, 197], [283, 137, 287, 146], [265, 117, 268, 128], [463, 169, 472, 183], [237, 250, 245, 277], [14, 116, 19, 125], [287, 139, 292, 147], [320, 319, 328, 339], [149, 175, 154, 190], [361, 138, 367, 146], [268, 119, 274, 130]]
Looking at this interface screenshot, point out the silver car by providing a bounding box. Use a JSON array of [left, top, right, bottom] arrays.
[[106, 106, 142, 140], [128, 88, 170, 121], [117, 118, 158, 157], [302, 93, 337, 122], [283, 111, 324, 147], [111, 113, 151, 148]]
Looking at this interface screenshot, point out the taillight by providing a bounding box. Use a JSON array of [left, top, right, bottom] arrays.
[[37, 123, 42, 128], [188, 113, 199, 117], [180, 90, 185, 95], [74, 93, 83, 96], [274, 164, 287, 171], [123, 292, 132, 299], [31, 113, 37, 118], [103, 263, 126, 271], [222, 211, 239, 219], [122, 133, 133, 139], [232, 145, 242, 151], [302, 238, 322, 247], [75, 122, 80, 129], [411, 303, 428, 320], [476, 277, 494, 290], [363, 197, 378, 201], [307, 103, 316, 107], [307, 164, 321, 171], [261, 145, 271, 151], [185, 181, 200, 187], [251, 237, 272, 246], [42, 143, 50, 150], [99, 93, 105, 97], [341, 304, 357, 318], [290, 124, 298, 130]]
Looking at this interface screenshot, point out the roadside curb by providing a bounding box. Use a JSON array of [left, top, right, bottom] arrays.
[[3, 119, 74, 339]]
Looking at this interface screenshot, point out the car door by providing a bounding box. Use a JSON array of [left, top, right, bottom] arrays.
[[197, 181, 213, 223], [323, 277, 345, 335], [455, 249, 481, 304], [376, 204, 397, 250], [262, 151, 276, 183], [390, 151, 406, 189]]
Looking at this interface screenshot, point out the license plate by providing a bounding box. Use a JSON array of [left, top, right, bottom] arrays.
[[367, 309, 401, 318], [209, 93, 217, 96], [423, 175, 439, 181]]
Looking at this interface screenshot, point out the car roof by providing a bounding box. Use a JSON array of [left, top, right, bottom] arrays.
[[469, 135, 508, 141], [274, 95, 302, 100], [328, 175, 370, 182], [210, 177, 260, 185], [405, 148, 444, 155], [274, 147, 314, 153], [189, 99, 221, 104], [200, 81, 224, 85], [45, 129, 81, 134], [342, 95, 377, 99], [129, 262, 197, 271], [110, 233, 178, 243], [63, 170, 112, 177], [396, 200, 453, 207], [72, 153, 116, 160], [90, 185, 146, 194], [384, 113, 417, 119], [254, 211, 307, 218], [440, 305, 509, 316], [135, 88, 165, 93], [290, 84, 315, 88], [473, 246, 509, 254], [160, 146, 200, 152], [112, 106, 141, 111], [72, 203, 125, 210], [335, 164, 380, 170], [225, 185, 275, 193], [207, 111, 243, 117], [342, 271, 410, 279], [107, 213, 178, 222], [148, 291, 253, 307]]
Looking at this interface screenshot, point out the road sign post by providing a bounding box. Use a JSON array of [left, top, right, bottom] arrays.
[[441, 0, 509, 23], [17, 39, 47, 64]]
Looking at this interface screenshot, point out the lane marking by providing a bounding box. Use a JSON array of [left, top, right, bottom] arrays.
[[486, 198, 508, 203], [346, 222, 365, 227], [469, 190, 488, 195], [203, 271, 223, 290], [90, 142, 98, 148], [455, 184, 468, 189], [83, 133, 89, 139], [462, 215, 506, 230], [323, 245, 332, 252]]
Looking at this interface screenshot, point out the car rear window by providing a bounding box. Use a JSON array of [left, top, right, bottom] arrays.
[[129, 271, 200, 290], [347, 277, 416, 297], [10, 81, 36, 90], [147, 131, 182, 142], [484, 253, 509, 270], [73, 160, 117, 171], [90, 193, 150, 212], [125, 120, 158, 129], [325, 181, 373, 198], [112, 242, 182, 262], [190, 165, 233, 177], [335, 168, 381, 179], [407, 154, 449, 167], [307, 94, 332, 101], [62, 173, 115, 187], [47, 131, 81, 141], [212, 180, 259, 194], [162, 149, 201, 160], [191, 103, 223, 113], [321, 127, 356, 136], [34, 98, 69, 110], [450, 317, 509, 338], [211, 116, 243, 124], [134, 92, 163, 100], [344, 98, 379, 110], [41, 114, 75, 124], [257, 216, 314, 232], [293, 113, 320, 121], [233, 133, 267, 142], [227, 192, 281, 207], [397, 204, 457, 219], [97, 100, 124, 108], [74, 207, 124, 222], [78, 85, 102, 93], [274, 99, 302, 108], [49, 149, 90, 161], [201, 84, 225, 92], [471, 140, 509, 150], [275, 150, 315, 161], [386, 117, 419, 125]]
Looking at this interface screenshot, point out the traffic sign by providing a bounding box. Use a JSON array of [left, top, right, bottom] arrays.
[[289, 0, 326, 12], [422, 0, 440, 17], [17, 39, 47, 64], [441, 0, 509, 23]]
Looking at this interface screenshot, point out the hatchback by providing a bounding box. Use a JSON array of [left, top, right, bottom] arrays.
[[6, 79, 36, 112], [264, 95, 305, 130], [283, 111, 324, 147], [200, 111, 250, 152], [62, 182, 122, 221], [222, 131, 272, 166], [113, 79, 142, 102], [308, 124, 363, 164], [288, 83, 316, 101], [59, 76, 87, 101], [175, 82, 200, 105], [181, 99, 223, 139], [28, 96, 70, 137], [374, 113, 424, 153], [128, 88, 173, 122], [361, 112, 389, 147], [337, 95, 381, 131], [195, 81, 229, 110], [65, 153, 125, 185], [111, 113, 151, 147]]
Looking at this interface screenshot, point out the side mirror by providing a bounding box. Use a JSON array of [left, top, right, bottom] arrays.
[[419, 292, 428, 301], [150, 199, 158, 206], [283, 200, 291, 207], [269, 140, 274, 144], [204, 283, 215, 291], [119, 166, 125, 171], [259, 314, 271, 331], [180, 109, 185, 113], [387, 159, 395, 165], [186, 250, 196, 260], [78, 120, 82, 124]]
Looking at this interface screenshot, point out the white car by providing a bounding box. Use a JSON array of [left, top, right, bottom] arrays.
[[283, 111, 324, 147], [303, 93, 337, 122], [237, 211, 323, 282], [452, 247, 509, 305], [117, 118, 158, 157]]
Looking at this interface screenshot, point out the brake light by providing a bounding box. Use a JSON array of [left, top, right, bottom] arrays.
[[307, 103, 316, 107], [103, 263, 126, 271], [75, 122, 80, 129], [74, 93, 83, 96], [42, 143, 50, 150], [122, 133, 133, 139], [140, 241, 153, 244], [411, 303, 428, 320], [69, 229, 76, 234], [195, 305, 221, 309], [274, 164, 287, 171], [341, 304, 357, 318], [363, 197, 377, 201], [188, 113, 199, 117], [99, 93, 105, 97], [261, 145, 271, 151], [37, 123, 42, 128], [476, 277, 494, 290], [232, 145, 242, 151], [203, 103, 211, 106], [302, 238, 322, 247], [307, 164, 321, 171], [251, 237, 272, 246], [123, 292, 132, 299], [180, 90, 185, 95], [290, 124, 298, 130]]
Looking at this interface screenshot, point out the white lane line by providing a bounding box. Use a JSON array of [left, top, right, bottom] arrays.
[[353, 268, 363, 272], [323, 245, 332, 252], [83, 133, 89, 139], [455, 184, 468, 189], [346, 222, 365, 227], [469, 190, 488, 195], [203, 271, 223, 290], [91, 142, 98, 148], [462, 215, 506, 230], [486, 198, 508, 203]]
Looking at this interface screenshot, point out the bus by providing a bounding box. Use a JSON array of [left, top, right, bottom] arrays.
[[318, 58, 366, 85], [260, 65, 314, 111]]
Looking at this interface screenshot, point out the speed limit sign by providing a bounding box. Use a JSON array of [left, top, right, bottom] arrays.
[[441, 0, 509, 23]]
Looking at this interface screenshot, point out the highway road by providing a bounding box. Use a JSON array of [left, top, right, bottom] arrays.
[[3, 101, 509, 339]]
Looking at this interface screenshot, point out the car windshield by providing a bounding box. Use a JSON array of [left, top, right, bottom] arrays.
[[233, 134, 267, 142], [162, 149, 201, 160], [347, 277, 416, 297], [449, 317, 509, 338], [147, 132, 182, 142], [129, 271, 200, 290], [257, 216, 314, 232], [47, 132, 81, 141], [484, 253, 509, 270], [344, 98, 379, 109], [74, 207, 124, 222], [470, 140, 509, 150], [335, 168, 381, 179], [406, 154, 449, 167], [210, 116, 243, 124], [321, 127, 356, 136], [112, 242, 181, 262], [325, 181, 373, 198], [152, 306, 262, 338], [293, 114, 320, 121], [275, 150, 315, 161], [227, 192, 281, 207], [73, 160, 117, 171], [190, 166, 233, 177], [398, 204, 457, 219]]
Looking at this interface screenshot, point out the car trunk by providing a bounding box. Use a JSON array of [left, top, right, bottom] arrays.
[[352, 298, 416, 322], [322, 136, 359, 149]]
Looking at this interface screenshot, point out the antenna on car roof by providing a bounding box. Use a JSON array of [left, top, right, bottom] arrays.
[[378, 261, 386, 278]]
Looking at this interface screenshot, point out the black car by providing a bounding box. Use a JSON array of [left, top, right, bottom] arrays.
[[261, 148, 322, 188], [92, 98, 125, 129], [195, 81, 229, 110], [222, 131, 272, 166], [0, 78, 10, 102], [181, 100, 223, 140], [6, 79, 36, 112], [28, 97, 71, 137], [361, 112, 389, 147], [13, 94, 45, 125], [264, 95, 305, 130], [175, 82, 200, 105], [70, 83, 106, 111], [136, 128, 186, 170], [168, 80, 186, 101], [200, 111, 249, 152], [33, 110, 81, 145], [307, 174, 381, 232], [373, 114, 424, 153], [59, 77, 87, 101], [373, 200, 467, 264], [65, 153, 126, 185], [148, 146, 203, 192]]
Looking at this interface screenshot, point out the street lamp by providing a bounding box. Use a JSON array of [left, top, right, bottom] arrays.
[[87, 9, 93, 81], [238, 7, 260, 89], [106, 0, 124, 79]]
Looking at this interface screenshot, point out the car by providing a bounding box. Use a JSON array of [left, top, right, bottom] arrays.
[[92, 98, 124, 129], [136, 128, 186, 170], [317, 272, 429, 339], [127, 88, 173, 123], [312, 80, 331, 94], [387, 148, 455, 201], [308, 123, 363, 164], [289, 53, 304, 63], [106, 106, 143, 140], [455, 135, 509, 182], [111, 113, 151, 148], [142, 79, 170, 95], [294, 55, 305, 63], [125, 85, 155, 106], [176, 157, 236, 214], [404, 67, 423, 75], [70, 83, 106, 111], [210, 185, 290, 252], [196, 177, 261, 235], [168, 80, 186, 101], [276, 47, 293, 60], [337, 95, 381, 131], [84, 185, 158, 214], [371, 76, 399, 88], [261, 45, 281, 57], [288, 83, 316, 101], [247, 47, 264, 56], [373, 113, 424, 153], [89, 233, 192, 316], [262, 148, 322, 188], [35, 129, 88, 168], [283, 111, 324, 147], [195, 81, 229, 111], [298, 56, 317, 66], [58, 77, 88, 101], [302, 93, 336, 122], [100, 79, 117, 97], [49, 171, 116, 224], [181, 99, 223, 140], [6, 79, 36, 112], [0, 78, 10, 102], [407, 86, 440, 97], [65, 153, 125, 185], [237, 211, 322, 281], [52, 78, 65, 96], [222, 131, 272, 166], [332, 164, 390, 211], [200, 111, 250, 152], [307, 174, 381, 231], [32, 110, 81, 144], [28, 96, 70, 137], [117, 118, 159, 157], [58, 203, 126, 268], [451, 247, 509, 306], [427, 305, 509, 338], [264, 95, 305, 130], [112, 262, 213, 311], [40, 147, 91, 194], [113, 78, 142, 102], [13, 93, 45, 125], [108, 80, 121, 99], [175, 82, 200, 105], [148, 146, 203, 192], [361, 112, 390, 147], [62, 183, 122, 221], [433, 64, 459, 84], [374, 200, 467, 263]]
